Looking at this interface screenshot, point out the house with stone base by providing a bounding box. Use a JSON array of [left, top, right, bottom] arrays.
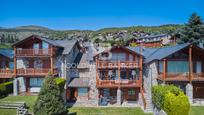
[[66, 42, 98, 106], [94, 46, 145, 107], [134, 43, 204, 110], [12, 35, 81, 95]]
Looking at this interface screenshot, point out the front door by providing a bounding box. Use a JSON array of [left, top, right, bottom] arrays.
[[69, 88, 78, 101]]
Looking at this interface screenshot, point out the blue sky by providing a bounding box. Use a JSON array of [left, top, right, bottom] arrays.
[[0, 0, 204, 30]]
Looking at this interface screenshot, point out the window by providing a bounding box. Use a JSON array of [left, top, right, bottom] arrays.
[[167, 61, 189, 73], [129, 55, 133, 61], [30, 78, 44, 87], [120, 70, 126, 79], [159, 61, 163, 73], [78, 88, 88, 96], [42, 41, 49, 49], [128, 89, 135, 95], [112, 53, 126, 61]]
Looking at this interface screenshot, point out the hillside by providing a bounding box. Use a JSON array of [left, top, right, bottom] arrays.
[[0, 24, 183, 45]]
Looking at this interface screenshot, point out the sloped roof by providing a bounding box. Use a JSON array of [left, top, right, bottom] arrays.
[[0, 49, 14, 59], [13, 35, 78, 55], [127, 46, 158, 58], [145, 43, 190, 63], [138, 34, 169, 40], [13, 35, 63, 47], [67, 77, 89, 87], [127, 43, 191, 63], [54, 39, 78, 54]]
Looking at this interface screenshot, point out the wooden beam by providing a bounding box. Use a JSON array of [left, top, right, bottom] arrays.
[[118, 60, 121, 86], [189, 45, 193, 83], [163, 59, 166, 82], [96, 57, 99, 87], [139, 56, 143, 87]]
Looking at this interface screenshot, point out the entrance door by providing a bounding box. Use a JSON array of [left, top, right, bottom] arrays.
[[70, 88, 78, 101]]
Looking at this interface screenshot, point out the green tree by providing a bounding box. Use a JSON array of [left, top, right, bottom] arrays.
[[178, 13, 204, 44], [33, 77, 67, 115]]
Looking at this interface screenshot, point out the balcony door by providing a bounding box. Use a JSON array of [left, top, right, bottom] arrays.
[[42, 41, 49, 54], [33, 42, 40, 54]]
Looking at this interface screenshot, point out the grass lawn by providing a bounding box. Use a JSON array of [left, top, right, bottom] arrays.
[[0, 109, 16, 115], [68, 107, 153, 115], [190, 106, 204, 115], [0, 96, 204, 115], [0, 96, 37, 114]]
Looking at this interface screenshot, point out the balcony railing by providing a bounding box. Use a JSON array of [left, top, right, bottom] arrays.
[[0, 69, 14, 78], [16, 68, 58, 76], [97, 79, 140, 88], [16, 49, 53, 57], [158, 73, 204, 81], [192, 73, 204, 81], [97, 61, 139, 69]]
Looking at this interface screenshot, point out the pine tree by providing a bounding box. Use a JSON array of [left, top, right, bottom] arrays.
[[178, 13, 204, 44], [33, 77, 67, 115]]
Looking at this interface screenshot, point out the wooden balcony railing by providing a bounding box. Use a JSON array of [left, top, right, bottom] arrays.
[[158, 73, 204, 81], [16, 49, 53, 57], [192, 73, 204, 81], [0, 69, 14, 78], [97, 61, 139, 69], [17, 68, 58, 76], [97, 79, 140, 88]]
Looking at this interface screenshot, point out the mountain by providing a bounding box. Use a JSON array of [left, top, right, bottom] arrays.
[[13, 25, 51, 31]]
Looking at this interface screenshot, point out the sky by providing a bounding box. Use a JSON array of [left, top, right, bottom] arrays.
[[0, 0, 204, 30]]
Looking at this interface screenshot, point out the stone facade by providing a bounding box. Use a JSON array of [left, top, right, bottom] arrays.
[[186, 83, 193, 104]]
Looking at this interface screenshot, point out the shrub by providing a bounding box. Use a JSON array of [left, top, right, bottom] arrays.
[[164, 92, 190, 115], [0, 81, 13, 98], [33, 77, 67, 115], [152, 85, 190, 115], [54, 78, 66, 93], [152, 85, 181, 109]]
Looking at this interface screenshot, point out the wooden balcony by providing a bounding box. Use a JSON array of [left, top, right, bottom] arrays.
[[192, 73, 204, 81], [96, 79, 140, 88], [16, 49, 53, 57], [0, 69, 14, 78], [16, 68, 58, 76], [158, 73, 204, 81], [97, 61, 139, 69]]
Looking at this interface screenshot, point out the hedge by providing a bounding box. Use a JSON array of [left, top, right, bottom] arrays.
[[164, 92, 190, 115], [152, 85, 190, 115], [0, 81, 13, 98], [54, 78, 66, 93]]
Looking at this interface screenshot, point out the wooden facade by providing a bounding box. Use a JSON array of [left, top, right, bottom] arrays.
[[95, 47, 143, 88], [157, 45, 204, 82], [95, 46, 144, 103], [13, 35, 58, 77]]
